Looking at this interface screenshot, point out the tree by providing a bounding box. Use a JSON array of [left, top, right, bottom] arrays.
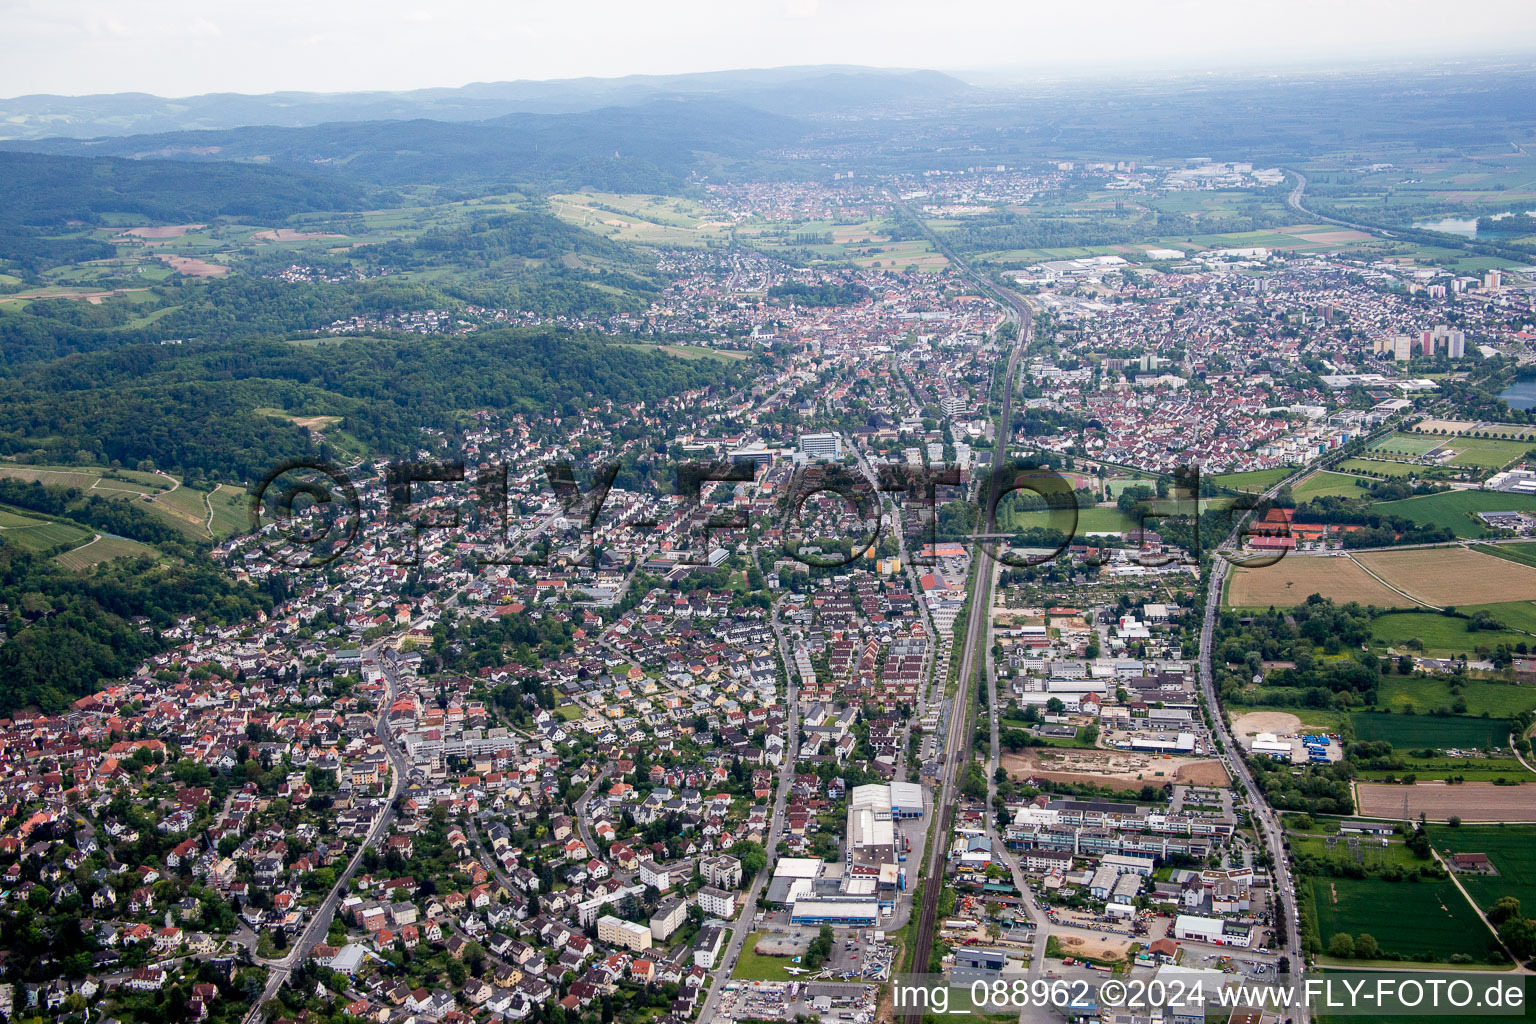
[[1354, 933, 1378, 959], [1328, 933, 1355, 959]]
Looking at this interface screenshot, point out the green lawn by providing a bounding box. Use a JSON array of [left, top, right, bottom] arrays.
[[1309, 875, 1501, 962], [1213, 468, 1291, 493], [1444, 437, 1533, 470], [1294, 471, 1371, 501], [1460, 600, 1536, 633], [732, 933, 805, 981], [1370, 611, 1532, 656], [1371, 491, 1536, 538], [1429, 824, 1536, 915], [1337, 458, 1419, 479], [1369, 432, 1445, 457], [1376, 677, 1536, 718], [1350, 711, 1512, 750], [1474, 545, 1536, 570]]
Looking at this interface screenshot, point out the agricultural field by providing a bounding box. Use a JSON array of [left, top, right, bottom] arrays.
[[1349, 711, 1513, 750], [1355, 547, 1536, 606], [1376, 677, 1536, 719], [0, 505, 93, 553], [1225, 554, 1409, 609], [1429, 824, 1536, 915], [1356, 781, 1536, 822], [1475, 544, 1536, 569], [1460, 600, 1536, 633], [547, 191, 734, 246], [1292, 471, 1371, 501], [1371, 490, 1536, 539], [1308, 875, 1501, 962], [1369, 611, 1533, 657], [55, 534, 157, 570], [0, 463, 247, 541]]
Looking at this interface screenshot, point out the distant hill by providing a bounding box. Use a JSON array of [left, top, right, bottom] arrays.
[[0, 150, 375, 226], [0, 97, 811, 191], [0, 66, 974, 141]]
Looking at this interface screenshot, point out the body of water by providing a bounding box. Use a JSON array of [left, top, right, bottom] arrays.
[[1499, 379, 1536, 410], [1413, 210, 1536, 239]]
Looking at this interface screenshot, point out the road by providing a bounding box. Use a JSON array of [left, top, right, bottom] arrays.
[[1197, 475, 1308, 1020], [1286, 170, 1396, 238], [240, 643, 409, 1023], [897, 196, 1032, 1024], [692, 589, 803, 1023], [240, 607, 442, 1024]]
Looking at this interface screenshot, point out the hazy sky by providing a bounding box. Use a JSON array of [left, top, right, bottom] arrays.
[[4, 0, 1536, 97]]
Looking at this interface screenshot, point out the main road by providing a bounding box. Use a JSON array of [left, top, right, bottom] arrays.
[[895, 196, 1033, 1024], [1197, 475, 1309, 1021]]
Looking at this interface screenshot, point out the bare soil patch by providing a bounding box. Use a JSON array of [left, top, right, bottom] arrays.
[[119, 224, 204, 239], [1231, 711, 1303, 737], [252, 228, 344, 241], [1052, 929, 1133, 962], [1002, 748, 1228, 788], [157, 254, 229, 277]]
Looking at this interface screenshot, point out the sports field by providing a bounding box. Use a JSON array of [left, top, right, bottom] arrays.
[[1369, 432, 1445, 457], [1371, 490, 1536, 539], [1350, 711, 1512, 749], [1309, 875, 1500, 961], [1226, 555, 1409, 609], [1443, 436, 1532, 470], [1429, 824, 1536, 915], [1355, 547, 1536, 606]]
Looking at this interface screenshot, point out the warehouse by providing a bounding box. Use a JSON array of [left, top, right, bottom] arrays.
[[789, 895, 880, 927], [890, 780, 924, 818]]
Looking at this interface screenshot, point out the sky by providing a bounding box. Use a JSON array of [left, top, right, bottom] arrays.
[[3, 0, 1536, 97]]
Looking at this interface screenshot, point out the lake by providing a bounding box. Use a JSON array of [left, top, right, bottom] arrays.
[[1414, 210, 1536, 239], [1499, 378, 1536, 410]]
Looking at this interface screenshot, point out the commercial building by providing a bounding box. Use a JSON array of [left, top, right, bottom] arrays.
[[951, 947, 1017, 986], [1173, 914, 1253, 948], [799, 432, 843, 459], [890, 780, 924, 818], [789, 895, 881, 927]]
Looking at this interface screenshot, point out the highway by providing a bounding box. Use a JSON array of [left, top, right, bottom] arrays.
[[1286, 170, 1396, 238], [896, 195, 1032, 1024]]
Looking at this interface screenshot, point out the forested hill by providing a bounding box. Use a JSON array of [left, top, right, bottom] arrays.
[[0, 329, 757, 481], [0, 151, 377, 226], [0, 98, 809, 191]]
